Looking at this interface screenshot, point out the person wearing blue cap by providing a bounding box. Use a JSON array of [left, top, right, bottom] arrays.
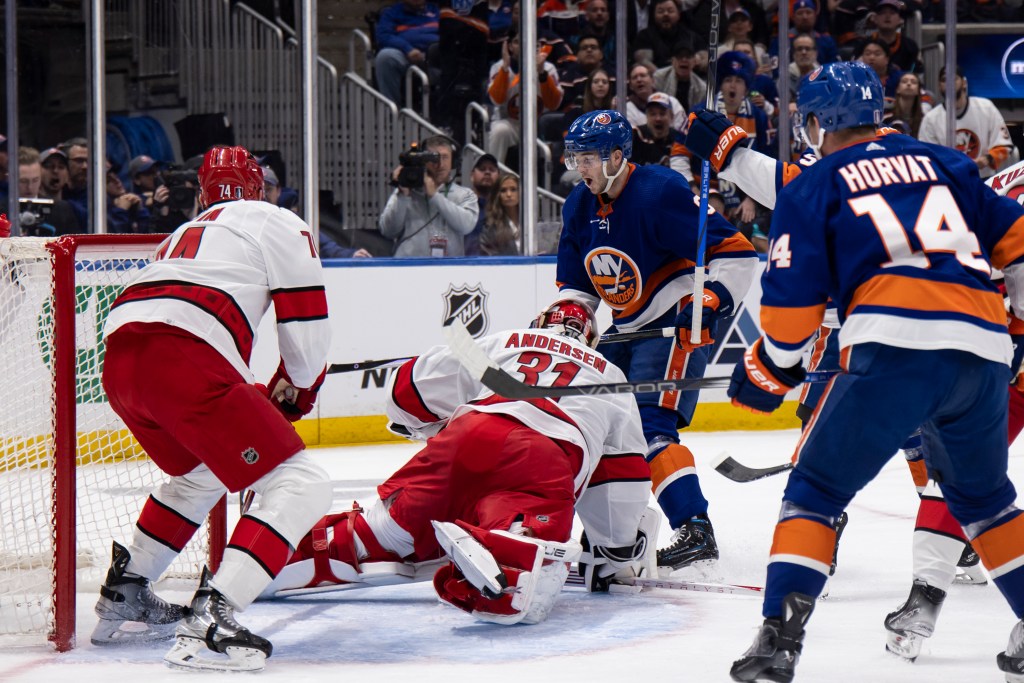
[[769, 0, 839, 67]]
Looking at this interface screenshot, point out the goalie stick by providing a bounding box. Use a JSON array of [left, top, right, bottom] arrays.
[[325, 328, 677, 375], [711, 452, 795, 483], [442, 319, 836, 399], [564, 571, 762, 596]]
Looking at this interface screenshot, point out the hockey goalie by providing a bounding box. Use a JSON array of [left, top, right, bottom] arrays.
[[261, 300, 660, 624]]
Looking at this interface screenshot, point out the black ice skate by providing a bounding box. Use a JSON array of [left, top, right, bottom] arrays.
[[829, 511, 848, 576], [164, 568, 273, 672], [954, 541, 988, 585], [997, 619, 1024, 682], [90, 541, 189, 646], [657, 513, 719, 571], [883, 579, 946, 661], [730, 592, 815, 683]]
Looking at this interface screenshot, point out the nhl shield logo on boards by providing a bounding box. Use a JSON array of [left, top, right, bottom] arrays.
[[443, 284, 489, 338], [241, 447, 259, 465]]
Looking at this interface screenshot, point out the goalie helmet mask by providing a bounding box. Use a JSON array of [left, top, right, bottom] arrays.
[[796, 61, 883, 156], [533, 300, 600, 349], [197, 145, 265, 209]]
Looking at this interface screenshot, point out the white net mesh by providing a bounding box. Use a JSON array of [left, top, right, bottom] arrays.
[[0, 237, 212, 645]]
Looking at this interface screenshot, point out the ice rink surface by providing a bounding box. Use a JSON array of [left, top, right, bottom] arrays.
[[2, 428, 1023, 682]]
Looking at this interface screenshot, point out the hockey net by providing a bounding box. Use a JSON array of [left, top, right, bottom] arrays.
[[0, 235, 226, 651]]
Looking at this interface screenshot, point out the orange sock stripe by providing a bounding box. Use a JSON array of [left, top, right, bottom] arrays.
[[974, 514, 1024, 573], [648, 443, 696, 490], [770, 517, 836, 566], [905, 458, 929, 489]]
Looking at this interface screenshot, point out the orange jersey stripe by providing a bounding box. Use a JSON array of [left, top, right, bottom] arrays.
[[761, 303, 827, 346], [991, 216, 1024, 270], [770, 517, 836, 566], [612, 257, 697, 319], [973, 514, 1024, 572], [847, 273, 1006, 327], [709, 232, 755, 256]]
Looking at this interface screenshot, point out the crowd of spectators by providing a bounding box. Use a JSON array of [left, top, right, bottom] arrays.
[[368, 0, 1020, 255]]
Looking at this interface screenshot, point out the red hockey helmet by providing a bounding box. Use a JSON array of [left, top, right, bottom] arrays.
[[533, 299, 600, 348], [197, 145, 265, 209]]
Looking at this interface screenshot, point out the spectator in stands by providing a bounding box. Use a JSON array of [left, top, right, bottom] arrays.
[[435, 0, 489, 144], [720, 9, 769, 69], [633, 0, 702, 68], [61, 137, 89, 231], [380, 134, 478, 257], [480, 172, 521, 255], [319, 231, 372, 258], [855, 37, 902, 101], [487, 0, 515, 63], [918, 65, 1015, 179], [16, 146, 79, 236], [862, 0, 919, 72], [559, 33, 613, 115], [129, 154, 171, 217], [631, 92, 682, 167], [732, 38, 778, 118], [572, 0, 617, 68], [464, 152, 500, 255], [625, 61, 683, 130], [537, 0, 582, 42], [374, 0, 440, 106], [39, 147, 69, 200], [787, 33, 820, 108], [884, 71, 930, 137], [105, 161, 150, 234], [770, 0, 838, 66], [653, 43, 706, 116], [486, 31, 564, 166]]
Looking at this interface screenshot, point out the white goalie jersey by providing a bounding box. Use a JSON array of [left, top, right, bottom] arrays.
[[103, 199, 330, 387], [387, 327, 652, 549]]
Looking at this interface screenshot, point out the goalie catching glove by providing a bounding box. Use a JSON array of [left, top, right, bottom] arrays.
[[578, 506, 660, 592], [684, 110, 748, 173], [728, 338, 806, 415], [257, 361, 326, 422], [675, 280, 734, 353]]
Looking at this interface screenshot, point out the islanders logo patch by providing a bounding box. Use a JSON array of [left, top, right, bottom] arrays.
[[585, 248, 642, 310], [595, 112, 612, 125]]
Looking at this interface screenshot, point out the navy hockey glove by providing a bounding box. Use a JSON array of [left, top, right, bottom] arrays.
[[263, 361, 326, 422], [675, 280, 734, 353], [684, 110, 748, 173], [1011, 314, 1024, 391], [728, 338, 806, 415]]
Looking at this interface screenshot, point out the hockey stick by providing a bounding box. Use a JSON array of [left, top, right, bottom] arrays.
[[564, 571, 762, 596], [711, 452, 794, 483], [690, 0, 723, 345], [324, 328, 677, 375], [443, 319, 836, 399]]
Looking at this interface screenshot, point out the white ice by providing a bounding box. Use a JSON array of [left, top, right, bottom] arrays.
[[2, 428, 1022, 683]]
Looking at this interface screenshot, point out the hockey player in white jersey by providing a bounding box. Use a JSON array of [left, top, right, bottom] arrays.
[[92, 145, 332, 672], [260, 300, 659, 625]]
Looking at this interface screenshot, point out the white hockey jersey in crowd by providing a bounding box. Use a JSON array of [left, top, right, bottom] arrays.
[[104, 199, 330, 388], [386, 328, 651, 549], [918, 96, 1015, 179]]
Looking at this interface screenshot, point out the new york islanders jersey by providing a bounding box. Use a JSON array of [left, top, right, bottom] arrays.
[[386, 328, 650, 548], [762, 133, 1024, 368], [556, 163, 758, 331], [104, 200, 330, 387], [918, 97, 1015, 179]]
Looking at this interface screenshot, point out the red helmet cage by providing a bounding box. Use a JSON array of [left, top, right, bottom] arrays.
[[197, 145, 265, 209], [533, 299, 600, 348]]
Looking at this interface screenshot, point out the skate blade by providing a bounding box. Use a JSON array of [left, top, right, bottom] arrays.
[[164, 636, 267, 672], [660, 559, 721, 583], [884, 630, 922, 662], [431, 521, 506, 597], [954, 567, 989, 585], [90, 618, 179, 646]]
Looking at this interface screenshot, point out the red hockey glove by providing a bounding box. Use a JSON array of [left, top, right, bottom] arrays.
[[684, 110, 748, 173], [0, 214, 10, 238], [675, 280, 734, 353], [728, 338, 806, 415], [264, 361, 326, 422]]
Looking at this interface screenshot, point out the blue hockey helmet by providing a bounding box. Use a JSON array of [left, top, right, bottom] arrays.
[[797, 61, 883, 134], [564, 109, 632, 170]]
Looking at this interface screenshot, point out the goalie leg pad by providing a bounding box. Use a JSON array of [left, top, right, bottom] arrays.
[[579, 505, 661, 592], [432, 520, 582, 625]]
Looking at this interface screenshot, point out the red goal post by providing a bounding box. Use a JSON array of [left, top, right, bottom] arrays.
[[0, 234, 226, 652]]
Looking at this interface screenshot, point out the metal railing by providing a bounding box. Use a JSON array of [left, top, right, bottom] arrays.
[[920, 41, 945, 100], [465, 101, 490, 151], [405, 65, 430, 120], [349, 29, 372, 82]]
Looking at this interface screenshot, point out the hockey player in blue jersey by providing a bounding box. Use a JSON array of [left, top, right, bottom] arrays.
[[553, 109, 758, 572], [725, 61, 1024, 682]]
